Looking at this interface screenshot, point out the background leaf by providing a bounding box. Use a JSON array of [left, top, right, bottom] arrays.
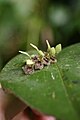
[[0, 43, 80, 120]]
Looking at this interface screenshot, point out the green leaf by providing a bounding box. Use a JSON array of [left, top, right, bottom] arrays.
[[0, 43, 80, 120]]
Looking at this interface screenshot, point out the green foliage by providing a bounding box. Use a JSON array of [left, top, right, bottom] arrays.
[[0, 43, 80, 120], [0, 0, 80, 69]]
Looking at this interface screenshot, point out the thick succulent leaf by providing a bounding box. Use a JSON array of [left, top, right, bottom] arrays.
[[0, 43, 80, 120]]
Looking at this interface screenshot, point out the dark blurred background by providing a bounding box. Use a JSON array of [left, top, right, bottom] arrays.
[[0, 0, 80, 70]]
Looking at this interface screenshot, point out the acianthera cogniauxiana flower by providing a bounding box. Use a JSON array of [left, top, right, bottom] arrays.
[[19, 40, 62, 74], [55, 44, 62, 54], [19, 51, 31, 59], [19, 51, 34, 66], [26, 59, 34, 66], [30, 43, 44, 58], [19, 41, 62, 60], [46, 40, 55, 56], [46, 40, 62, 56]]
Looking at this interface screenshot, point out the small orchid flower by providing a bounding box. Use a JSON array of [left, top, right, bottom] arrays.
[[46, 40, 55, 56], [55, 44, 62, 54], [26, 59, 34, 66], [19, 51, 34, 66], [19, 41, 62, 75], [19, 51, 31, 59], [30, 43, 44, 58]]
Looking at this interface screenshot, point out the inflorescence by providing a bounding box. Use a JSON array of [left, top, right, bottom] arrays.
[[19, 40, 62, 75]]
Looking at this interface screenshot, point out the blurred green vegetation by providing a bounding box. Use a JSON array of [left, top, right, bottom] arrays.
[[0, 0, 80, 70]]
